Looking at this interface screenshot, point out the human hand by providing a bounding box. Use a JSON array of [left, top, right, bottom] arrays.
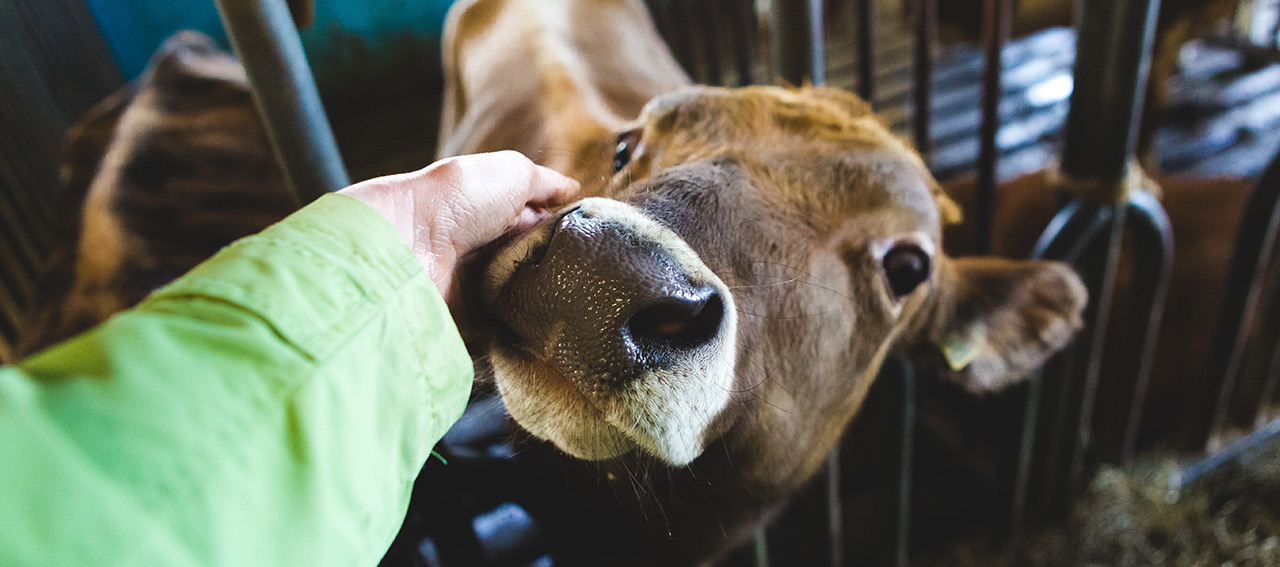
[[339, 151, 579, 303]]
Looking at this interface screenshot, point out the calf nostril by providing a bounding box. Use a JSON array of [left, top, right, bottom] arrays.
[[627, 289, 725, 352], [518, 206, 583, 268]]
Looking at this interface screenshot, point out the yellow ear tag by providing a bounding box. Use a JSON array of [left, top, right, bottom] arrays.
[[943, 334, 980, 372]]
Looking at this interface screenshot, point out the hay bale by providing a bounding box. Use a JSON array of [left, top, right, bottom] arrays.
[[914, 438, 1280, 566]]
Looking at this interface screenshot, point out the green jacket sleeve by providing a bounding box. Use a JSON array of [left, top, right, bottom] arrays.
[[0, 193, 473, 566]]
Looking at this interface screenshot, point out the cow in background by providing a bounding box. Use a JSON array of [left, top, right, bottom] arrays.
[[15, 31, 296, 358]]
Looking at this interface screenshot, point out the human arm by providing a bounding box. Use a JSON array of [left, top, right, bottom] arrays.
[[0, 152, 577, 566]]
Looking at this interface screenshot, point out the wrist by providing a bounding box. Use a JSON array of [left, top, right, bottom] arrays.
[[338, 180, 454, 298]]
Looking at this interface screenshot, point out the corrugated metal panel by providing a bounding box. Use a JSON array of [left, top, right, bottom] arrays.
[[0, 0, 123, 361]]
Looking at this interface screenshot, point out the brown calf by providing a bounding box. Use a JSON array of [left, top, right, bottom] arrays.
[[440, 0, 1088, 564]]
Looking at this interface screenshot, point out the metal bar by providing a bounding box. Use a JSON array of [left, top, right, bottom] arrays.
[[1059, 0, 1163, 182], [1224, 219, 1280, 429], [754, 527, 770, 567], [1031, 202, 1112, 263], [729, 0, 757, 85], [214, 0, 349, 202], [974, 0, 1012, 254], [894, 359, 916, 567], [698, 0, 724, 85], [665, 1, 700, 81], [1066, 206, 1127, 505], [1010, 369, 1042, 535], [856, 0, 876, 103], [1186, 148, 1280, 451], [1117, 190, 1174, 464], [809, 0, 825, 85], [774, 0, 825, 85], [0, 168, 44, 276], [0, 201, 36, 302], [913, 0, 937, 157], [0, 31, 66, 240], [1258, 337, 1280, 419], [1256, 230, 1280, 415], [11, 0, 123, 121], [1022, 204, 1114, 520], [1033, 0, 1166, 512], [675, 1, 706, 82], [826, 449, 843, 567], [645, 0, 674, 54], [1177, 415, 1280, 488]]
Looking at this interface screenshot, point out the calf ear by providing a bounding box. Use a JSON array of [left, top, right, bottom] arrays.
[[918, 257, 1087, 393]]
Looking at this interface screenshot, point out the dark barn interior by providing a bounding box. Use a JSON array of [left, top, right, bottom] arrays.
[[5, 0, 1280, 565]]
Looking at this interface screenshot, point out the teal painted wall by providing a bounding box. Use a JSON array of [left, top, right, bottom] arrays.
[[85, 0, 455, 79]]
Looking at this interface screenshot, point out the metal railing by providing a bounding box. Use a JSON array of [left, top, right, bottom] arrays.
[[35, 0, 1274, 564], [6, 0, 1277, 564], [639, 0, 1280, 565], [0, 0, 124, 362], [214, 0, 348, 201]]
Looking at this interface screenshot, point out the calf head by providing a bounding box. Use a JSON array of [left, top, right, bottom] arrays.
[[477, 85, 1087, 495]]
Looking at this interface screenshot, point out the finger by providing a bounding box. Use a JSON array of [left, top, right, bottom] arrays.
[[510, 206, 552, 236], [524, 164, 580, 208]]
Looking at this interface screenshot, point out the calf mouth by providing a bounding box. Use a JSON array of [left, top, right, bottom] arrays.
[[480, 197, 739, 466]]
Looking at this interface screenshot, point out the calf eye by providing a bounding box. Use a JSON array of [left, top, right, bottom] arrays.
[[613, 129, 641, 172], [882, 244, 930, 298]]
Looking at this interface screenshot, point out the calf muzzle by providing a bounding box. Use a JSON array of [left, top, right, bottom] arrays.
[[490, 199, 727, 392]]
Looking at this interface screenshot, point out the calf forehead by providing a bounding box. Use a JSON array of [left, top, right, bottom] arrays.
[[640, 88, 941, 235], [644, 86, 894, 149], [770, 150, 942, 236], [644, 152, 941, 243]]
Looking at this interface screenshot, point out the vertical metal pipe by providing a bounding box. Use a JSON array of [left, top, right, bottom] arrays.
[[809, 0, 825, 85], [1066, 207, 1127, 506], [825, 450, 843, 567], [1233, 247, 1280, 426], [754, 527, 771, 567], [673, 1, 704, 82], [895, 360, 916, 567], [1117, 191, 1174, 464], [1022, 204, 1112, 520], [913, 0, 937, 158], [215, 0, 349, 202], [1010, 370, 1042, 535], [774, 0, 825, 85], [1186, 150, 1280, 451], [1257, 338, 1280, 420], [663, 1, 700, 80], [730, 0, 757, 85], [1041, 0, 1166, 505], [1059, 0, 1163, 181], [646, 0, 673, 50], [856, 0, 876, 103], [699, 0, 725, 85], [974, 0, 1012, 255]]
